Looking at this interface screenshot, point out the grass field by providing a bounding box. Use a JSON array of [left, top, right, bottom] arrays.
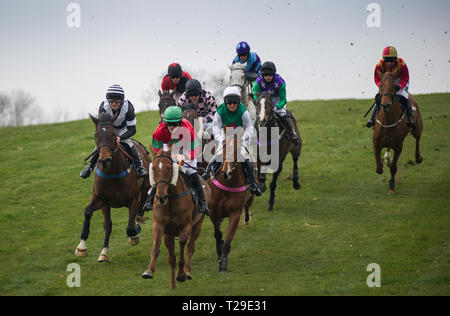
[[0, 93, 449, 296]]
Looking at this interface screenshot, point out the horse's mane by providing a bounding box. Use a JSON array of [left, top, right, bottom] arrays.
[[230, 63, 246, 71]]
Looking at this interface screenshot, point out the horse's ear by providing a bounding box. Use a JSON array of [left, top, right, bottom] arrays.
[[228, 64, 232, 70], [149, 146, 157, 158], [392, 65, 400, 78], [377, 70, 383, 81], [269, 91, 275, 97], [89, 113, 98, 125], [158, 90, 163, 97], [169, 90, 175, 97]]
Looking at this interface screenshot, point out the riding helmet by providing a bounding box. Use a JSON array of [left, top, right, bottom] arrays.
[[185, 79, 202, 95], [236, 41, 251, 55], [260, 61, 277, 76], [163, 106, 183, 123], [168, 63, 182, 78], [383, 46, 398, 59], [106, 84, 125, 100]]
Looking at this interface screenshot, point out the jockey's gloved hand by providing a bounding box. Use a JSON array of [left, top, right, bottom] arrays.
[[394, 85, 401, 92]]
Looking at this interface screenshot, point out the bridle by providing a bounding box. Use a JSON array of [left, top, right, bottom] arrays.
[[151, 154, 174, 186]]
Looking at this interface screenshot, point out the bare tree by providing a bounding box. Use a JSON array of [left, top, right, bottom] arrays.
[[0, 90, 40, 127]]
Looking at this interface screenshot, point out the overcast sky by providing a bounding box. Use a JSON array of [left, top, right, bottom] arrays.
[[0, 0, 449, 123]]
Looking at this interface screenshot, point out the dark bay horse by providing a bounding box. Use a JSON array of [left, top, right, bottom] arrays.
[[75, 112, 151, 262], [206, 135, 255, 272], [372, 72, 423, 194], [158, 90, 177, 121], [255, 92, 302, 211], [142, 148, 206, 290]]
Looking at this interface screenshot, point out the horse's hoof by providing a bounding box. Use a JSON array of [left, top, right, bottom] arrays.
[[268, 206, 274, 211], [75, 248, 87, 258], [387, 189, 395, 195], [416, 156, 423, 164], [376, 169, 383, 174], [97, 254, 109, 262], [176, 274, 187, 283], [142, 271, 154, 279], [186, 272, 192, 280], [128, 236, 140, 246], [293, 182, 301, 190]]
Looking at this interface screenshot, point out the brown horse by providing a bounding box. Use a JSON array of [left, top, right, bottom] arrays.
[[372, 72, 424, 193], [75, 112, 151, 262], [206, 135, 255, 272], [158, 90, 177, 121], [141, 148, 206, 289], [255, 91, 302, 211]]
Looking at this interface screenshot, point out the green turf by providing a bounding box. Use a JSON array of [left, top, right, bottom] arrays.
[[0, 93, 448, 295]]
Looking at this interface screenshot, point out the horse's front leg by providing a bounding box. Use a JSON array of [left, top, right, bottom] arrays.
[[374, 144, 383, 174], [176, 224, 191, 283], [164, 234, 177, 290], [127, 200, 140, 246], [388, 146, 402, 194], [185, 216, 204, 280], [142, 222, 163, 279], [219, 212, 241, 273], [75, 196, 102, 258], [97, 206, 112, 262], [213, 219, 223, 262], [268, 164, 283, 211]]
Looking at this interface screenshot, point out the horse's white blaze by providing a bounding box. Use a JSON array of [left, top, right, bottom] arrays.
[[158, 161, 163, 170], [259, 98, 266, 122]]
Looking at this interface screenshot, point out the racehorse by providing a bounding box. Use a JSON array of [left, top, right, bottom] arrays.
[[229, 62, 257, 122], [75, 112, 151, 262], [371, 72, 423, 194], [255, 91, 302, 211], [141, 147, 206, 289], [206, 134, 255, 272], [158, 90, 177, 121]]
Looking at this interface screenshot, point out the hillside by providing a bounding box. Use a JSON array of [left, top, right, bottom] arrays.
[[0, 93, 449, 296]]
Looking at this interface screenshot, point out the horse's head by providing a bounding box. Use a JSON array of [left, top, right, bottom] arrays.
[[221, 133, 241, 181], [229, 63, 247, 90], [149, 147, 178, 207], [379, 72, 399, 113], [181, 103, 197, 126], [91, 112, 119, 171], [255, 91, 274, 127], [158, 90, 176, 119]]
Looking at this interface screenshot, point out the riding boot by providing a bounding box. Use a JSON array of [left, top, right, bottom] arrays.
[[188, 173, 210, 215], [367, 93, 381, 128], [129, 145, 148, 178], [280, 115, 299, 144], [401, 97, 417, 131], [243, 160, 262, 196], [80, 150, 99, 178], [143, 186, 156, 211]]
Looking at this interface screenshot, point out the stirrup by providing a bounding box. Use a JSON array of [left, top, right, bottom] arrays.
[[80, 166, 93, 179]]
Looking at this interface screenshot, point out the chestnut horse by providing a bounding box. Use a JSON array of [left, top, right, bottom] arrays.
[[372, 72, 424, 193], [255, 91, 302, 211], [141, 148, 206, 290], [75, 112, 151, 262], [206, 135, 255, 272]]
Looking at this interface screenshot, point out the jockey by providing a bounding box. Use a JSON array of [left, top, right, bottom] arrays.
[[80, 84, 147, 179], [177, 79, 217, 138], [232, 41, 262, 79], [253, 61, 299, 144], [161, 63, 192, 96], [202, 87, 262, 197], [143, 106, 209, 215], [367, 46, 416, 130]]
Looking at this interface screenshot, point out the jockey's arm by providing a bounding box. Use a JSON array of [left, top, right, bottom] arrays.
[[242, 111, 255, 143], [275, 83, 287, 108], [252, 81, 262, 102], [212, 112, 225, 144]]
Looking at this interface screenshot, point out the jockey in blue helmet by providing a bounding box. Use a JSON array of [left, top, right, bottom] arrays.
[[232, 41, 262, 78]]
